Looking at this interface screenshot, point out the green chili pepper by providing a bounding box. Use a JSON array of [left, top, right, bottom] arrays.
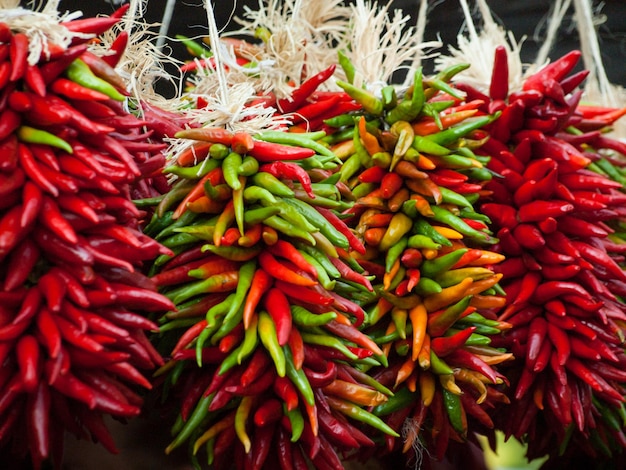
[[442, 388, 466, 436], [271, 198, 319, 233], [462, 166, 495, 182], [251, 172, 294, 197], [17, 126, 73, 153], [161, 231, 201, 248], [238, 155, 259, 176], [371, 386, 415, 417], [263, 215, 316, 245], [338, 153, 362, 183], [380, 85, 397, 109], [412, 135, 451, 156], [211, 305, 244, 344], [165, 393, 214, 454], [352, 124, 371, 167], [222, 152, 243, 190], [413, 277, 443, 296], [284, 345, 315, 406], [420, 249, 468, 278], [241, 185, 278, 205], [66, 59, 126, 101], [430, 350, 454, 375], [425, 114, 499, 147], [297, 249, 336, 290], [428, 206, 497, 244], [243, 205, 281, 225], [201, 244, 261, 261], [337, 49, 355, 84], [281, 197, 349, 249], [237, 315, 259, 364], [386, 68, 424, 124], [176, 34, 212, 58], [258, 310, 286, 377], [291, 305, 337, 327], [327, 397, 400, 437], [336, 80, 383, 116], [284, 404, 305, 442], [155, 209, 200, 241], [413, 219, 453, 247], [324, 113, 362, 129], [300, 331, 358, 361], [440, 187, 473, 209], [164, 158, 220, 179], [296, 244, 341, 280]]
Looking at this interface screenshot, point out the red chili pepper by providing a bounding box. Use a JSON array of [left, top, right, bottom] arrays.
[[329, 256, 373, 292], [517, 200, 574, 223], [8, 32, 29, 82], [247, 140, 316, 162], [273, 376, 299, 411], [268, 239, 317, 278], [446, 348, 499, 384], [287, 327, 305, 371], [16, 334, 40, 393], [316, 207, 366, 255], [259, 161, 314, 198], [276, 280, 333, 307], [108, 282, 176, 312], [0, 108, 22, 141], [489, 46, 509, 100], [557, 215, 609, 238], [480, 203, 519, 229], [263, 287, 293, 347], [259, 251, 317, 287], [430, 326, 476, 357], [240, 349, 271, 388], [278, 64, 336, 113], [243, 268, 273, 329]]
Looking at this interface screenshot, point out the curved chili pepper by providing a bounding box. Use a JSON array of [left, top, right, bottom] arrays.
[[248, 139, 317, 162], [278, 64, 336, 114]]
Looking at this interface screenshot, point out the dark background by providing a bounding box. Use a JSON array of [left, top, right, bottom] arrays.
[[54, 0, 626, 88], [7, 0, 626, 469]]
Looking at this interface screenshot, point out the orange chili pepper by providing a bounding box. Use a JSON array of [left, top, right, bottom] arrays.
[[357, 115, 383, 155], [412, 109, 479, 136], [172, 167, 224, 219], [409, 303, 428, 362], [463, 273, 503, 296], [363, 227, 387, 246], [394, 356, 416, 388], [417, 334, 431, 370], [238, 223, 263, 247]]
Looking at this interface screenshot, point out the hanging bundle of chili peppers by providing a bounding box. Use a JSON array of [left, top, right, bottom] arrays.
[[468, 46, 626, 464], [141, 60, 411, 467], [306, 61, 514, 466], [0, 6, 180, 468]]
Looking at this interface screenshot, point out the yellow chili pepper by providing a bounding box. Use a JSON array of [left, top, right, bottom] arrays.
[[432, 226, 464, 240], [424, 277, 473, 312], [419, 371, 436, 406], [235, 396, 254, 453], [439, 373, 463, 395], [193, 411, 235, 454], [454, 368, 488, 404], [379, 212, 412, 252]]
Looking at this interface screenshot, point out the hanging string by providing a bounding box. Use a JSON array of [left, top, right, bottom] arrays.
[[572, 0, 615, 106], [204, 0, 229, 109], [534, 0, 572, 68]]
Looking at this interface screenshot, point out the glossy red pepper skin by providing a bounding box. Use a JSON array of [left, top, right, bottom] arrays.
[[277, 64, 336, 113]]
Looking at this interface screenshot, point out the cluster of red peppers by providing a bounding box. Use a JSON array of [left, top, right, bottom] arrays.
[[0, 6, 181, 468], [462, 47, 626, 464]]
